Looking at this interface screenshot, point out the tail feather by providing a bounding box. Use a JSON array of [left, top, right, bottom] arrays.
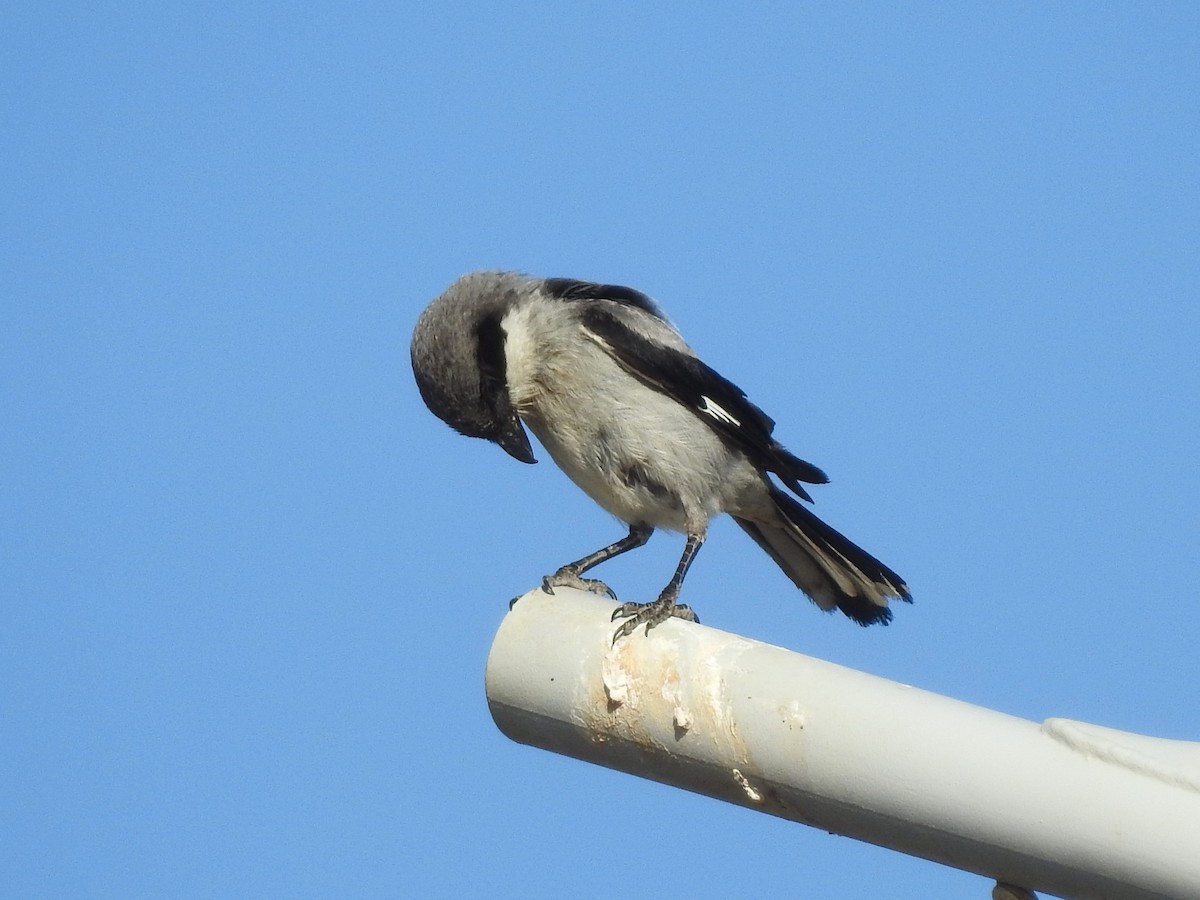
[[734, 487, 910, 626]]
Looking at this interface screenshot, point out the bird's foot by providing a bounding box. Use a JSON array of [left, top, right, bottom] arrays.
[[542, 569, 617, 600], [610, 595, 698, 643]]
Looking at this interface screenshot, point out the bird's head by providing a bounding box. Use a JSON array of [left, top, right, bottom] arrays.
[[411, 272, 537, 464]]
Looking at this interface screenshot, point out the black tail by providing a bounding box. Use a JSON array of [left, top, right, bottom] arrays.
[[734, 486, 910, 626]]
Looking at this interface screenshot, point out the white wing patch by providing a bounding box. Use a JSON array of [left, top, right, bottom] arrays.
[[699, 395, 741, 426]]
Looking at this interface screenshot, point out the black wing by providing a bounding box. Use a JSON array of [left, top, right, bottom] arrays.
[[543, 278, 667, 318], [575, 299, 828, 501]]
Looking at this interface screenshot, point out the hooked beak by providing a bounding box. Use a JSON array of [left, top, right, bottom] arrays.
[[494, 416, 536, 464]]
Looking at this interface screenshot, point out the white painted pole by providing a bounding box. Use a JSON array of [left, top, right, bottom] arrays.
[[485, 589, 1200, 900]]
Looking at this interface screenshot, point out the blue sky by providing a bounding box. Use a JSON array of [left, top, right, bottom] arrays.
[[4, 4, 1198, 898]]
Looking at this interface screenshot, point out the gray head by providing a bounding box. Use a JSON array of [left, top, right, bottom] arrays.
[[411, 271, 537, 463]]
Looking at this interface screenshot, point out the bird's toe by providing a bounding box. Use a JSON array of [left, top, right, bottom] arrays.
[[543, 569, 617, 600], [610, 596, 699, 643]]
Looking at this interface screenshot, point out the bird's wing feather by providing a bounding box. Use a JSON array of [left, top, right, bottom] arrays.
[[543, 278, 669, 320], [556, 285, 828, 498]]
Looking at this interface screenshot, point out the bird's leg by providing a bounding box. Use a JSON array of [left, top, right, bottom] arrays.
[[542, 523, 653, 600], [612, 530, 705, 642]]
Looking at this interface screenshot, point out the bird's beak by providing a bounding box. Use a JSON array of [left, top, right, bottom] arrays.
[[495, 416, 536, 464]]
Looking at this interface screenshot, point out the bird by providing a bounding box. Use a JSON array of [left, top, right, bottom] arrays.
[[411, 271, 910, 640]]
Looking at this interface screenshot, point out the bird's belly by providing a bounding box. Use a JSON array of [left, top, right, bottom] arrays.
[[522, 393, 731, 533]]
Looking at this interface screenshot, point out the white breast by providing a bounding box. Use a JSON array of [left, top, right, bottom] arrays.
[[501, 299, 753, 533]]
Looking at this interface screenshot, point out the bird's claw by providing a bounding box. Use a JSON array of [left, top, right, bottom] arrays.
[[542, 569, 617, 600], [610, 599, 698, 643]]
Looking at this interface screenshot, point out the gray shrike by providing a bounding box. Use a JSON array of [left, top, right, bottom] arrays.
[[411, 272, 910, 640]]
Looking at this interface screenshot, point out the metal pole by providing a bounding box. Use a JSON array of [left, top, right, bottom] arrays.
[[485, 589, 1200, 900]]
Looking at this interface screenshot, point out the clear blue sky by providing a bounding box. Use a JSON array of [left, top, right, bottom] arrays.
[[4, 4, 1198, 898]]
